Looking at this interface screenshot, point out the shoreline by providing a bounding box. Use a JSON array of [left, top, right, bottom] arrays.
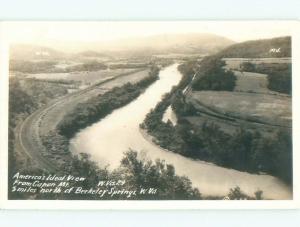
[[138, 127, 292, 199]]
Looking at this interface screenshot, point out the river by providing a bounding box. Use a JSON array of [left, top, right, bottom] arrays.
[[70, 64, 292, 199]]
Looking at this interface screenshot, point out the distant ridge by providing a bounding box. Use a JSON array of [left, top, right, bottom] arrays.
[[217, 36, 291, 58], [10, 33, 235, 58], [76, 50, 109, 58], [10, 44, 66, 60], [97, 33, 235, 55]]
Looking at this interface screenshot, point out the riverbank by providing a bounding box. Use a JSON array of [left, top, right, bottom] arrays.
[[40, 66, 161, 168], [10, 63, 207, 200], [142, 60, 292, 185], [58, 66, 160, 138], [139, 127, 220, 169], [70, 63, 292, 199], [138, 127, 292, 199]]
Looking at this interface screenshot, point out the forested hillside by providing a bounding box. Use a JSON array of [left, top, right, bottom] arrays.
[[218, 36, 291, 58]]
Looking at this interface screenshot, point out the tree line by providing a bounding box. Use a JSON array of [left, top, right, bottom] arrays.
[[191, 56, 236, 91], [58, 66, 160, 138], [10, 59, 108, 74], [241, 62, 292, 94]]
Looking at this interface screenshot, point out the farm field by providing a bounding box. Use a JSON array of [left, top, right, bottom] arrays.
[[187, 91, 291, 128], [183, 57, 292, 134], [233, 71, 269, 93], [24, 68, 139, 85], [224, 57, 291, 70], [232, 70, 289, 96], [38, 68, 151, 135]]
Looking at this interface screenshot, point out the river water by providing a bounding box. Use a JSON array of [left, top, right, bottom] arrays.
[[70, 64, 292, 199]]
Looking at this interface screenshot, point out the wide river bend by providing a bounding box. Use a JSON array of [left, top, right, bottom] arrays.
[[70, 64, 292, 199]]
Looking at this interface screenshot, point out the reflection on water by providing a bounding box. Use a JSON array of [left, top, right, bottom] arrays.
[[70, 64, 292, 199]]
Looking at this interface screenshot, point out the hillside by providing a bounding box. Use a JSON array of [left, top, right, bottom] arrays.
[[217, 36, 291, 58], [76, 50, 110, 58], [10, 44, 67, 60], [11, 33, 234, 57], [100, 33, 235, 55]]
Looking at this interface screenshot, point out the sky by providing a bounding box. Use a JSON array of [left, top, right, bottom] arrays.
[[2, 21, 294, 52]]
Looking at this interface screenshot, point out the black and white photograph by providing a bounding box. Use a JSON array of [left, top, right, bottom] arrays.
[[1, 21, 297, 207]]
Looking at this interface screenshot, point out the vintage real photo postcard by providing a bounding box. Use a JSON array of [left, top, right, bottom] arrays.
[[0, 21, 299, 209]]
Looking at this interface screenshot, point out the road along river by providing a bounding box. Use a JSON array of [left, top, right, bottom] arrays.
[[70, 64, 292, 199]]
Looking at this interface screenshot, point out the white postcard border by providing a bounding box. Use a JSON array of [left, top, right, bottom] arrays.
[[0, 20, 299, 210]]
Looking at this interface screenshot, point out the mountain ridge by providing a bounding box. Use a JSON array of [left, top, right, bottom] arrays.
[[217, 36, 291, 58], [10, 33, 235, 59]]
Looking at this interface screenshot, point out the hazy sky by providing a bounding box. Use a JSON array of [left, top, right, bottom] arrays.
[[2, 21, 294, 50]]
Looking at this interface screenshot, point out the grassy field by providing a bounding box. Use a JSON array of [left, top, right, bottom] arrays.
[[224, 57, 291, 71], [233, 71, 276, 94], [24, 68, 138, 85], [183, 58, 292, 132], [188, 91, 291, 128]]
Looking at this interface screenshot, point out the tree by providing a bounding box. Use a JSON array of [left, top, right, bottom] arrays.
[[192, 56, 236, 91], [120, 150, 201, 199], [241, 62, 255, 72], [227, 186, 251, 200]]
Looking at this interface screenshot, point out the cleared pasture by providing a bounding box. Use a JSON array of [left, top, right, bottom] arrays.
[[224, 57, 291, 70], [25, 68, 138, 85], [233, 71, 273, 94], [99, 69, 151, 90], [188, 91, 291, 128], [54, 61, 81, 69]]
